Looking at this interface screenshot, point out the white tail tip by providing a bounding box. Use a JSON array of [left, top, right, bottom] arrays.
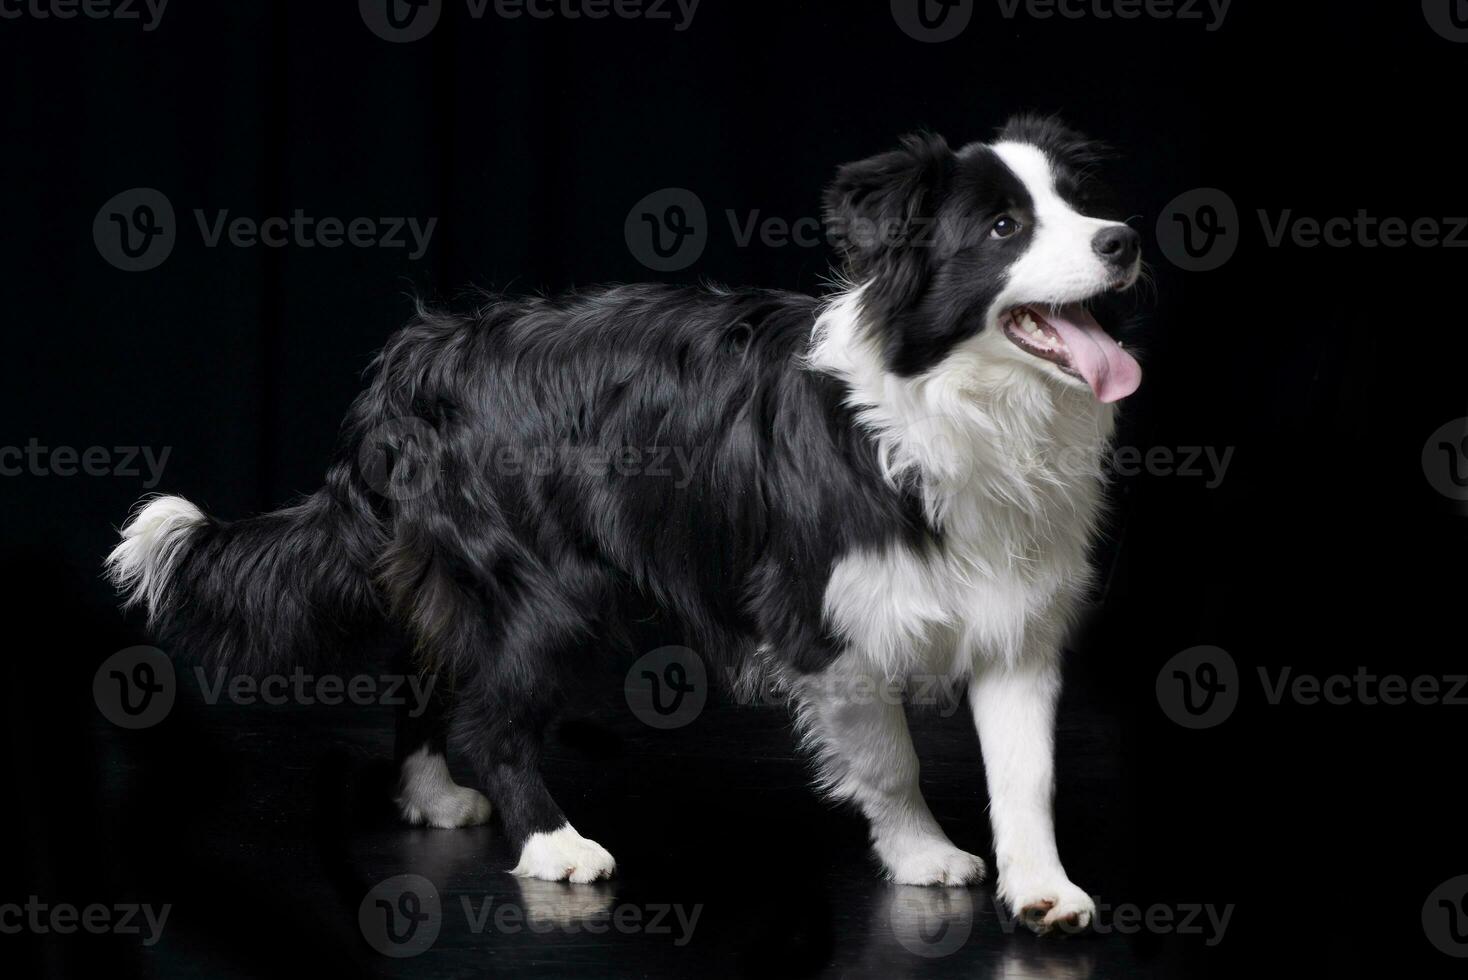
[[105, 495, 206, 622]]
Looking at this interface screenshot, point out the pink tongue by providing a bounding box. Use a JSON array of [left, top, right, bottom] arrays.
[[1043, 303, 1142, 403]]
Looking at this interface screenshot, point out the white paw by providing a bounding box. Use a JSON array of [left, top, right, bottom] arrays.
[[395, 747, 493, 829], [511, 825, 617, 884], [1002, 877, 1096, 935], [398, 784, 493, 829], [880, 836, 987, 887]]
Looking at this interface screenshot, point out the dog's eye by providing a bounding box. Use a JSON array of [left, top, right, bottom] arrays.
[[990, 215, 1022, 240]]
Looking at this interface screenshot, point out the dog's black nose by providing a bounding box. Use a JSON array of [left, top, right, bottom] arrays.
[[1092, 226, 1140, 266]]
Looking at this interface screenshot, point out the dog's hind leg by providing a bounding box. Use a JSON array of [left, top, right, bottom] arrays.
[[446, 607, 616, 884], [384, 500, 615, 880], [392, 650, 493, 829]]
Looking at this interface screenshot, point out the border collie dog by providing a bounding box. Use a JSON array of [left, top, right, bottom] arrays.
[[108, 115, 1143, 935]]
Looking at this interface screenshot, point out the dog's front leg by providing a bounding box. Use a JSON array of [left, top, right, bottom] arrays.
[[970, 658, 1095, 934], [797, 655, 986, 886]]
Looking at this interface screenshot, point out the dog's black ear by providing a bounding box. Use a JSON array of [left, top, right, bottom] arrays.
[[996, 112, 1111, 172], [823, 132, 955, 311]]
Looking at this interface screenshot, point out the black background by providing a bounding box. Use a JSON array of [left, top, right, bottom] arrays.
[[3, 2, 1467, 978]]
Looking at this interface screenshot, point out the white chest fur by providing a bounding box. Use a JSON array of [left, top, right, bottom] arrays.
[[809, 288, 1115, 678]]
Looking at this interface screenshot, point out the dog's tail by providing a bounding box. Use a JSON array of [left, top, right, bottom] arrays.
[[105, 463, 384, 673]]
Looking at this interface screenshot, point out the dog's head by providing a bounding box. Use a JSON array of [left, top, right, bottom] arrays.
[[824, 114, 1143, 403]]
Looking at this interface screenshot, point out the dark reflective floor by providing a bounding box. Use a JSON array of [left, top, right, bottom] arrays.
[[18, 665, 1211, 980]]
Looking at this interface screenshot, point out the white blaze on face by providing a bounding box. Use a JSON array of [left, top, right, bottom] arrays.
[[977, 141, 1143, 403], [990, 141, 1132, 309]]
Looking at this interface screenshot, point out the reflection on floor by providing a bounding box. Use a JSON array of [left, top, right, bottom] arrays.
[[42, 669, 1179, 978]]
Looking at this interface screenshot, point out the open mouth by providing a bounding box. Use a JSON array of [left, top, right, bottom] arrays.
[[1001, 303, 1143, 403]]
